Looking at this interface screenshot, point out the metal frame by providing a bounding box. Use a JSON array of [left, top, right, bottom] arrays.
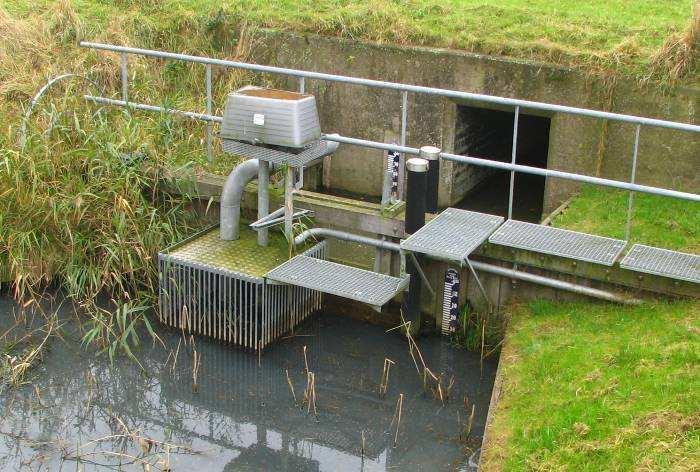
[[158, 237, 327, 349], [80, 41, 699, 235]]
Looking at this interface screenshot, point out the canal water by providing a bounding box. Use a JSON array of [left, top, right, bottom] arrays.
[[0, 295, 497, 471]]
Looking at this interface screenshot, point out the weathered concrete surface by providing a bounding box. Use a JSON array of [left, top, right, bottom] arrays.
[[241, 30, 697, 215]]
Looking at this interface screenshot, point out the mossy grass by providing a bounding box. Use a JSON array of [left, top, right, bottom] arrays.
[[482, 299, 700, 471], [168, 225, 292, 277], [553, 184, 699, 252], [4, 0, 696, 84]]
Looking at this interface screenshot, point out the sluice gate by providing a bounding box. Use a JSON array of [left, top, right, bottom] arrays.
[[78, 42, 699, 350]]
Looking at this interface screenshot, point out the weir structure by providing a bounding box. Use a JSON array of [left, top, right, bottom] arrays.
[[80, 42, 699, 349]]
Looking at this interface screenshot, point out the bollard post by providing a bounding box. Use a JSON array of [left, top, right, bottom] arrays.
[[403, 157, 428, 335], [257, 161, 270, 246], [284, 166, 295, 242], [420, 146, 441, 214]]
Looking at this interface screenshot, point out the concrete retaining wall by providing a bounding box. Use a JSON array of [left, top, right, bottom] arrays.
[[244, 30, 698, 214]]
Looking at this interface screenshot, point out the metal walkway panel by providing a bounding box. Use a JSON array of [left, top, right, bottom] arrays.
[[488, 220, 627, 266], [222, 139, 333, 167], [400, 208, 504, 262], [265, 255, 409, 306], [620, 244, 700, 283]]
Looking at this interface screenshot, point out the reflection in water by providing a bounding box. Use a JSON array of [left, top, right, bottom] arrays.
[[0, 296, 497, 471]]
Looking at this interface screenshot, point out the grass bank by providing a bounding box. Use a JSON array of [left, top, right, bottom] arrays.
[[482, 299, 699, 470], [4, 0, 698, 84], [552, 185, 699, 252]]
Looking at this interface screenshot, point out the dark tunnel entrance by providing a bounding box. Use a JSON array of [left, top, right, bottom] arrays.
[[453, 105, 551, 222]]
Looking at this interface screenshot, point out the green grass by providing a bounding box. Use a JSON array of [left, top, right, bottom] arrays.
[[4, 0, 696, 82], [482, 299, 700, 471], [553, 185, 699, 252]]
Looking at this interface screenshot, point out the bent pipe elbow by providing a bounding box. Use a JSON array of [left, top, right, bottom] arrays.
[[220, 137, 340, 241], [220, 158, 261, 240]]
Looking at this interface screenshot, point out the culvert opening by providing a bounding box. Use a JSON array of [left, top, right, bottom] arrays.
[[453, 104, 550, 222]]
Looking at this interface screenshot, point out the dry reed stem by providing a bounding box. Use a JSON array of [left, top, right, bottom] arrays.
[[391, 393, 404, 447], [464, 404, 476, 438], [285, 368, 297, 404], [303, 371, 317, 415], [303, 345, 309, 375], [170, 337, 182, 374], [379, 358, 395, 397], [191, 349, 200, 393]]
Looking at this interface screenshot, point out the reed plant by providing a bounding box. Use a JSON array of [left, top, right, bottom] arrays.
[[0, 2, 256, 361]]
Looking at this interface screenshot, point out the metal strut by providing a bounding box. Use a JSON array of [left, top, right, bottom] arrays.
[[464, 257, 493, 312]]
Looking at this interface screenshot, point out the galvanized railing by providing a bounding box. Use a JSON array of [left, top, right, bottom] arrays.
[[80, 41, 699, 240]]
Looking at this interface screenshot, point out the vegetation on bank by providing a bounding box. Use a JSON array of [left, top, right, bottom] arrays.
[[553, 184, 699, 252], [482, 299, 700, 471], [0, 2, 255, 355], [4, 0, 697, 84]]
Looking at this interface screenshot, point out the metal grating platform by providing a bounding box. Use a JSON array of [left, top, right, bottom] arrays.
[[400, 208, 504, 262], [620, 244, 700, 283], [488, 220, 627, 266], [222, 139, 334, 167], [266, 255, 409, 306]]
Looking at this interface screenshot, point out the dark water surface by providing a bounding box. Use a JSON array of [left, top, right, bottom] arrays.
[[0, 296, 496, 471]]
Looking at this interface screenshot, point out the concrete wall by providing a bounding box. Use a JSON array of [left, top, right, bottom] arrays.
[[246, 30, 698, 214]]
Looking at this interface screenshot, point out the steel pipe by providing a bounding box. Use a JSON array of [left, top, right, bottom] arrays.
[[221, 159, 261, 240], [294, 228, 402, 251], [80, 41, 700, 133], [19, 74, 104, 148], [469, 260, 643, 305], [84, 95, 223, 122], [257, 160, 270, 246], [439, 150, 700, 202]]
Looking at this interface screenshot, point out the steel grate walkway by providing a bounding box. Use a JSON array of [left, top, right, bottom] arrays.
[[488, 220, 627, 266], [620, 244, 700, 283], [400, 208, 504, 262], [222, 139, 335, 167], [266, 255, 410, 307]]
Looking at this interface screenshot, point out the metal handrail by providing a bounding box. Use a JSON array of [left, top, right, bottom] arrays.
[[83, 95, 700, 203], [80, 42, 699, 234], [80, 41, 700, 133]]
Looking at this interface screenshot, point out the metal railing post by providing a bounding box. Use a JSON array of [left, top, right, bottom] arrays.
[[507, 106, 520, 220], [120, 52, 129, 103], [398, 91, 408, 200], [298, 76, 305, 94], [625, 125, 641, 241], [205, 64, 213, 162]]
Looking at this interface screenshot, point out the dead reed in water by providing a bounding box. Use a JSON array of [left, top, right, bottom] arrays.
[[63, 413, 198, 470], [379, 358, 395, 398], [285, 368, 297, 404], [391, 312, 457, 405], [391, 393, 404, 447], [191, 349, 201, 393], [303, 371, 317, 415]]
